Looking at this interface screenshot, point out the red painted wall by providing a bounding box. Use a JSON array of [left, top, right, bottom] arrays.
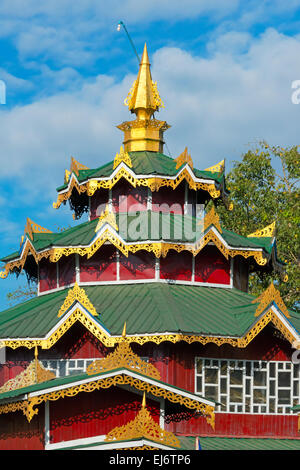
[[49, 388, 160, 444], [39, 323, 110, 360], [58, 255, 76, 287], [119, 252, 156, 280], [112, 181, 148, 213], [160, 252, 192, 281], [80, 246, 117, 282], [166, 412, 299, 439], [195, 246, 230, 285], [152, 185, 185, 214], [39, 258, 57, 292], [0, 407, 45, 450]]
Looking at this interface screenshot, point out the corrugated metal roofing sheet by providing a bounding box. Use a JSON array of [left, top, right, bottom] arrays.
[[178, 435, 300, 450], [0, 283, 298, 341], [0, 212, 274, 263], [56, 151, 224, 192]]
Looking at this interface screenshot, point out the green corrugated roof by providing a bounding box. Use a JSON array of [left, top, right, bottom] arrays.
[[178, 436, 300, 450], [0, 212, 274, 263], [56, 151, 224, 192], [0, 283, 298, 341]]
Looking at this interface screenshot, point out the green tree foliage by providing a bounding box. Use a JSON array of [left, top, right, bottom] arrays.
[[217, 141, 300, 311]]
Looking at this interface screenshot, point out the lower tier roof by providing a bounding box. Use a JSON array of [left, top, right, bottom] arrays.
[[0, 283, 298, 348]]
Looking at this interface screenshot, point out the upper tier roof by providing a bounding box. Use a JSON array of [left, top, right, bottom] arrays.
[[54, 151, 229, 217], [56, 151, 225, 192]]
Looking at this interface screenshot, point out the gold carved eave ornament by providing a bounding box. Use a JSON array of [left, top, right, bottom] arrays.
[[252, 282, 290, 318], [57, 282, 98, 318], [248, 221, 276, 238], [105, 393, 180, 448], [113, 146, 132, 170], [0, 368, 215, 427], [64, 157, 89, 184], [175, 147, 193, 170], [0, 216, 53, 279], [1, 293, 298, 355], [53, 162, 222, 210], [0, 346, 55, 395], [205, 159, 225, 175], [86, 327, 161, 380], [95, 204, 118, 233]]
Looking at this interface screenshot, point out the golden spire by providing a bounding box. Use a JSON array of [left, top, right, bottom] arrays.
[[125, 43, 163, 120], [118, 43, 170, 153]]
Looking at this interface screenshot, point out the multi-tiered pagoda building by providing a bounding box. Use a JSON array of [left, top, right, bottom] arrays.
[[0, 44, 299, 451]]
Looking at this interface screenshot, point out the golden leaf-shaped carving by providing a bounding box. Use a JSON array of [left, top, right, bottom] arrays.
[[87, 341, 161, 380], [57, 282, 98, 318]]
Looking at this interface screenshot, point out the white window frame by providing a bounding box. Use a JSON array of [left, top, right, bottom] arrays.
[[195, 357, 300, 415]]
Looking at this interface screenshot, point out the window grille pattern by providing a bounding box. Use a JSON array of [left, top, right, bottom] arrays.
[[41, 358, 96, 377], [41, 357, 149, 378], [195, 358, 300, 414]]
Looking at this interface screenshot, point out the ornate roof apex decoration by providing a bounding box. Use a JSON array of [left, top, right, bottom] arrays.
[[124, 43, 164, 119], [104, 393, 180, 448], [95, 204, 119, 233], [119, 43, 168, 152], [0, 346, 55, 394], [113, 146, 132, 170], [205, 159, 225, 175], [57, 282, 99, 318], [86, 333, 161, 380], [248, 221, 276, 238], [252, 282, 290, 318], [175, 147, 193, 170], [24, 217, 52, 241], [70, 156, 89, 177], [201, 206, 222, 233]]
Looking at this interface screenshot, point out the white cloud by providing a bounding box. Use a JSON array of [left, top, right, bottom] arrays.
[[152, 29, 300, 166], [0, 1, 240, 66], [0, 28, 300, 197]]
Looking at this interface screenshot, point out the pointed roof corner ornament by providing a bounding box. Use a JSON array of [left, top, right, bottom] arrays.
[[247, 221, 276, 238], [122, 321, 127, 338], [252, 282, 290, 318], [124, 43, 164, 119], [104, 391, 180, 448], [175, 147, 193, 170], [95, 204, 119, 233], [24, 217, 52, 241], [113, 146, 132, 170], [201, 206, 222, 233], [205, 159, 225, 175], [57, 282, 98, 318], [0, 346, 55, 394], [70, 156, 89, 177]]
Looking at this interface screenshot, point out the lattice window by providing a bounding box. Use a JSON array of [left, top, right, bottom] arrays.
[[41, 358, 96, 377], [195, 358, 300, 414], [41, 356, 149, 378]]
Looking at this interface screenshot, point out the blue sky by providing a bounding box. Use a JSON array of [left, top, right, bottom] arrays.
[[1, 0, 300, 310]]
